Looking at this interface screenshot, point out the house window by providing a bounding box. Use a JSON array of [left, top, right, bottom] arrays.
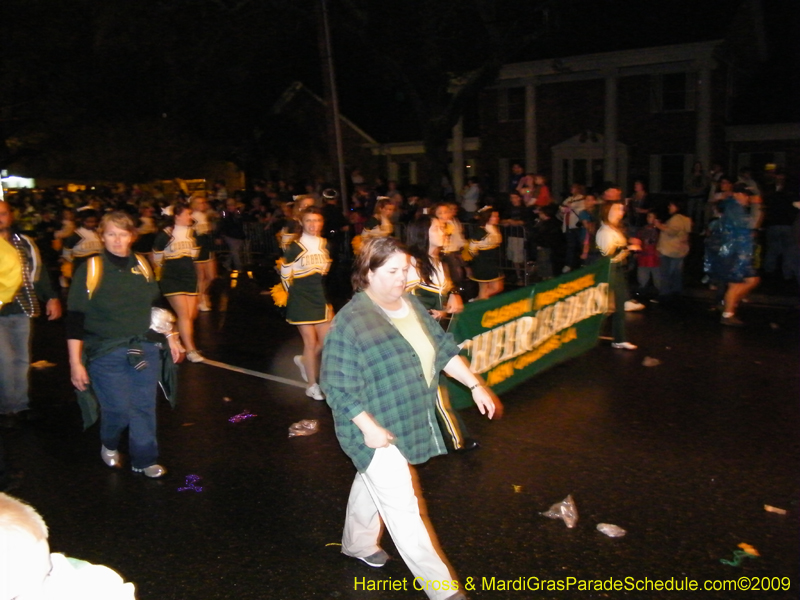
[[398, 162, 411, 187], [651, 72, 696, 112], [498, 87, 525, 122], [650, 154, 690, 193], [660, 155, 685, 192]]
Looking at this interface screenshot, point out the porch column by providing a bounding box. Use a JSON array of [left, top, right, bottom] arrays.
[[603, 72, 618, 183], [452, 117, 465, 194], [524, 81, 537, 174], [695, 64, 713, 170]]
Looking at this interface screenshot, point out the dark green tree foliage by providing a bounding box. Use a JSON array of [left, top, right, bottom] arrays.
[[1, 0, 314, 181], [332, 0, 552, 194]]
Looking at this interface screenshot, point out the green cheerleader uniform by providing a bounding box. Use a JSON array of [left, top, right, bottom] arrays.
[[281, 233, 332, 324], [405, 259, 450, 312], [152, 225, 199, 296], [361, 216, 393, 240], [62, 227, 104, 274], [278, 221, 302, 251], [468, 224, 503, 282], [192, 210, 215, 262]]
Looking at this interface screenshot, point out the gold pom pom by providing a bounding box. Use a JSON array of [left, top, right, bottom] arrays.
[[351, 234, 363, 255], [461, 245, 474, 262], [270, 282, 288, 307]]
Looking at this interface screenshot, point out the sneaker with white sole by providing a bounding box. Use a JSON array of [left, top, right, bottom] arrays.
[[132, 464, 167, 478], [624, 299, 645, 312], [294, 355, 308, 382], [305, 383, 325, 401], [611, 341, 638, 350], [186, 350, 205, 363], [353, 549, 390, 568]]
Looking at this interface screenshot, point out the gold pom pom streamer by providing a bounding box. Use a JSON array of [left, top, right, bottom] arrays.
[[269, 283, 288, 307]]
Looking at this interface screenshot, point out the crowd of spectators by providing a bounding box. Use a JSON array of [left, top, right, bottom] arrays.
[[2, 160, 797, 304]]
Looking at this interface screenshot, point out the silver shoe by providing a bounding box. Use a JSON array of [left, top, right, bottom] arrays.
[[101, 445, 122, 468], [132, 464, 167, 478]]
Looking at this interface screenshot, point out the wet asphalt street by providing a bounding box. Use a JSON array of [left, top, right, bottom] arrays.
[[4, 277, 799, 600]]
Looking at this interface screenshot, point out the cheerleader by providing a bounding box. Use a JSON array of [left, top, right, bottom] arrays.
[[360, 197, 396, 242], [279, 207, 332, 400], [152, 201, 203, 362], [61, 207, 103, 286], [406, 216, 482, 452], [132, 203, 158, 259], [405, 214, 462, 320], [434, 201, 468, 296], [468, 207, 504, 299], [191, 195, 217, 312], [596, 201, 641, 350], [278, 195, 315, 251]]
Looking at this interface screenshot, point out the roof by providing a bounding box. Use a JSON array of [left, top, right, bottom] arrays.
[[272, 81, 378, 145]]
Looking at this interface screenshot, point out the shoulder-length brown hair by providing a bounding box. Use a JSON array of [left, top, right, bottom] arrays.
[[351, 236, 408, 292]]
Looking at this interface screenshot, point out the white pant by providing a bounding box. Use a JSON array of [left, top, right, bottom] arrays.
[[342, 445, 458, 600]]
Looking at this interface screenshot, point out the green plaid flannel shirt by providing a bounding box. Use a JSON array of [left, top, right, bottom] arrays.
[[321, 291, 461, 472]]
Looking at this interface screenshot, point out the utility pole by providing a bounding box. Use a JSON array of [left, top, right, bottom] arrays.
[[316, 0, 348, 211]]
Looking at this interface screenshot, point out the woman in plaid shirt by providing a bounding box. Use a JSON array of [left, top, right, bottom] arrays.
[[321, 237, 497, 600]]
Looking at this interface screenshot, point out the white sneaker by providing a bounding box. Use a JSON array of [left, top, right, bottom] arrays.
[[294, 355, 308, 382], [198, 298, 211, 312], [132, 464, 167, 478], [101, 445, 122, 468], [611, 341, 638, 350], [305, 383, 325, 401], [624, 300, 645, 312], [562, 266, 572, 273], [186, 350, 205, 363]]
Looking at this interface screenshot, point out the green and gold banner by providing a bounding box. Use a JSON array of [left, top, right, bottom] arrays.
[[446, 258, 611, 409]]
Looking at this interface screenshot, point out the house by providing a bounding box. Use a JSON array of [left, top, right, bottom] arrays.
[[371, 0, 797, 200]]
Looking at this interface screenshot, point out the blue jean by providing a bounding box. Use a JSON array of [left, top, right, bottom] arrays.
[[658, 255, 685, 296], [765, 225, 798, 279], [565, 228, 584, 270], [88, 344, 161, 469], [0, 313, 32, 415]]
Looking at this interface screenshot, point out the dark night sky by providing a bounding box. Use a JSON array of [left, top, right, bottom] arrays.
[[1, 0, 796, 178], [329, 0, 797, 142]]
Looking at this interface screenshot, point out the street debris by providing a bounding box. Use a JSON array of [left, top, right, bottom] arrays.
[[228, 410, 257, 423], [289, 419, 319, 438], [541, 494, 578, 528], [720, 543, 759, 567], [764, 504, 787, 515], [596, 523, 626, 537], [31, 360, 57, 369], [177, 474, 204, 493]]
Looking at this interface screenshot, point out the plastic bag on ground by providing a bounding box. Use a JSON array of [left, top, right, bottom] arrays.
[[541, 494, 578, 528], [289, 419, 319, 438]]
